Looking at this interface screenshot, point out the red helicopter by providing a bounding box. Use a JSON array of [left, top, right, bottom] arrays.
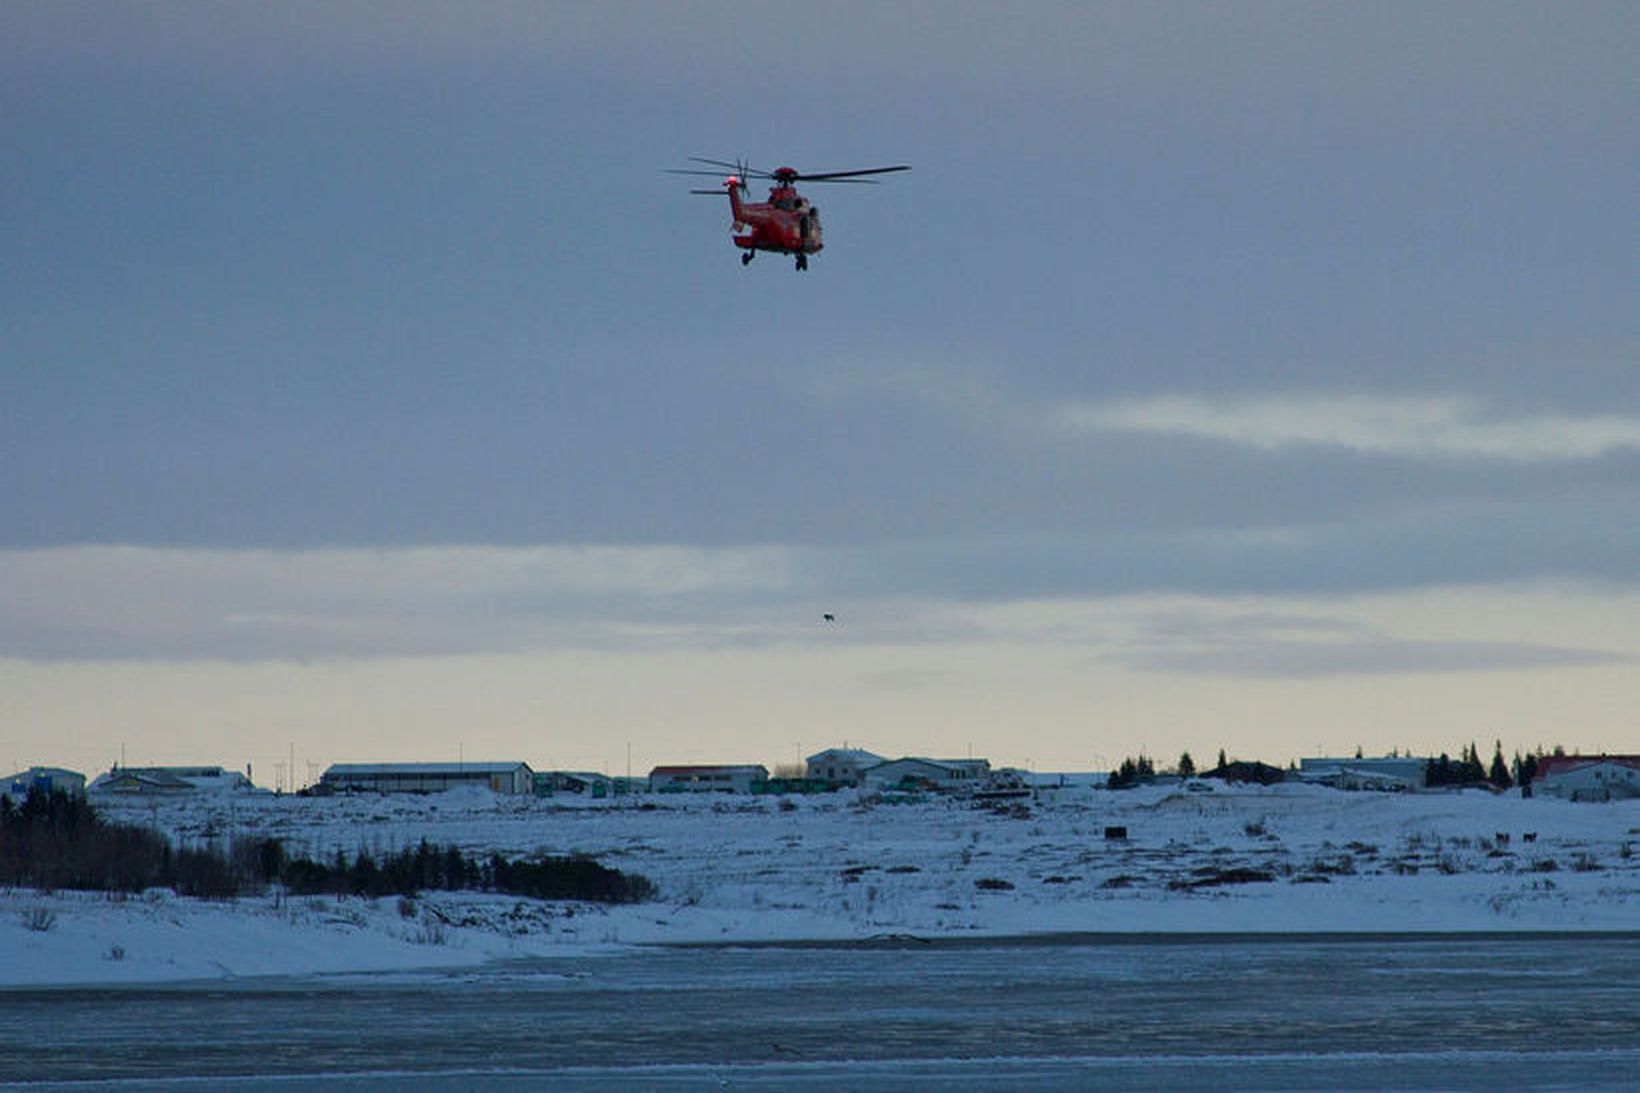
[[671, 157, 909, 270]]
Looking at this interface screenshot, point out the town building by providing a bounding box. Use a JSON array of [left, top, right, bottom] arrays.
[[533, 770, 639, 798], [1027, 771, 1107, 792], [319, 762, 533, 795], [1299, 756, 1427, 792], [805, 747, 886, 785], [649, 764, 769, 794], [88, 765, 259, 795], [1, 767, 87, 800], [1532, 755, 1639, 802], [1202, 760, 1288, 786], [860, 757, 991, 793]]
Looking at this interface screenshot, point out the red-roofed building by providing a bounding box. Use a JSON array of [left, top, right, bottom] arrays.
[[1532, 755, 1639, 802]]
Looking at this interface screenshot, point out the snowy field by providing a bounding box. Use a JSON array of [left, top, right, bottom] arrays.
[[4, 783, 1636, 986]]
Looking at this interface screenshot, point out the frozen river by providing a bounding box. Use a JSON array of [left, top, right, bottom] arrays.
[[4, 933, 1637, 1090]]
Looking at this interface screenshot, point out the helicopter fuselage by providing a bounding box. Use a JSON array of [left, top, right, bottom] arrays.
[[726, 177, 823, 265]]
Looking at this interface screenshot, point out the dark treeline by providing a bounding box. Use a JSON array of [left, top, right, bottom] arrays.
[[282, 841, 656, 903], [1426, 741, 1563, 790], [1108, 741, 1565, 790], [1107, 754, 1156, 789], [0, 788, 655, 904]]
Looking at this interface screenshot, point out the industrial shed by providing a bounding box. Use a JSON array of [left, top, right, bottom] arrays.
[[649, 764, 768, 794], [861, 757, 991, 793], [1299, 756, 1427, 791], [320, 762, 534, 795]]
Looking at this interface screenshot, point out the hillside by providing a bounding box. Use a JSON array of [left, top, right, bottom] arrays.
[[3, 783, 1635, 986]]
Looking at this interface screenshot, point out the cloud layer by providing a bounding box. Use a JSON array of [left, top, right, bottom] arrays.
[[3, 545, 1629, 683], [1062, 394, 1640, 462], [0, 545, 794, 660]]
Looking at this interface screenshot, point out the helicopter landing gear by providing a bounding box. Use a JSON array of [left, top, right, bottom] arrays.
[[795, 253, 808, 271], [740, 250, 754, 266]]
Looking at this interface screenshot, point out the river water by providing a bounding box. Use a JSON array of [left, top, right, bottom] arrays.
[[3, 934, 1637, 1090]]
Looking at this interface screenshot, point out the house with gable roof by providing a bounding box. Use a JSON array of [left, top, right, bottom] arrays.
[[804, 747, 885, 786]]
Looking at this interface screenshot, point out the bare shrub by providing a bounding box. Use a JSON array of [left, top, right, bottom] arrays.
[[412, 916, 449, 946]]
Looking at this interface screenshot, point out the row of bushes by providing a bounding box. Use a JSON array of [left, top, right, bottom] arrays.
[[0, 788, 655, 904], [281, 840, 656, 903]]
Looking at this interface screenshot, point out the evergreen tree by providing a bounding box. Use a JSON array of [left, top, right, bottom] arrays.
[[1109, 754, 1154, 789], [1517, 751, 1539, 786], [1512, 750, 1539, 788], [1217, 747, 1228, 770], [1177, 752, 1196, 779], [1427, 752, 1456, 787], [1452, 742, 1485, 783], [1488, 740, 1512, 789]]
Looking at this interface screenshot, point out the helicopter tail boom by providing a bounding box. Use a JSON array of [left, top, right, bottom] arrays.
[[725, 176, 747, 229]]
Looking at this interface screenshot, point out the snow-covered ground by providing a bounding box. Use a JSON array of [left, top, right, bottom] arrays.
[[4, 783, 1635, 986]]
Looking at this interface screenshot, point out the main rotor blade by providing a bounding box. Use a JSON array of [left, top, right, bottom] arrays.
[[667, 168, 746, 179], [793, 165, 911, 181], [686, 156, 774, 178]]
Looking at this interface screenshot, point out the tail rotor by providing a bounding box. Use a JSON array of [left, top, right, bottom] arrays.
[[670, 155, 759, 196]]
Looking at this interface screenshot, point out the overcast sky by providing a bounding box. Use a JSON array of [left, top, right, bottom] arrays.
[[3, 2, 1636, 782]]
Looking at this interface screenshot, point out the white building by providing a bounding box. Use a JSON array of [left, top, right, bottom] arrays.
[[1025, 771, 1107, 792], [649, 764, 768, 794], [320, 762, 534, 795], [1, 767, 86, 800], [89, 765, 259, 796], [1533, 755, 1639, 802], [805, 748, 885, 785], [1299, 757, 1427, 792], [861, 757, 991, 793]]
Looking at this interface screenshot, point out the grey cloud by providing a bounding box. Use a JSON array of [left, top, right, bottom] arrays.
[[1060, 394, 1640, 463], [0, 545, 803, 661], [1118, 637, 1629, 679], [1104, 605, 1631, 678]]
